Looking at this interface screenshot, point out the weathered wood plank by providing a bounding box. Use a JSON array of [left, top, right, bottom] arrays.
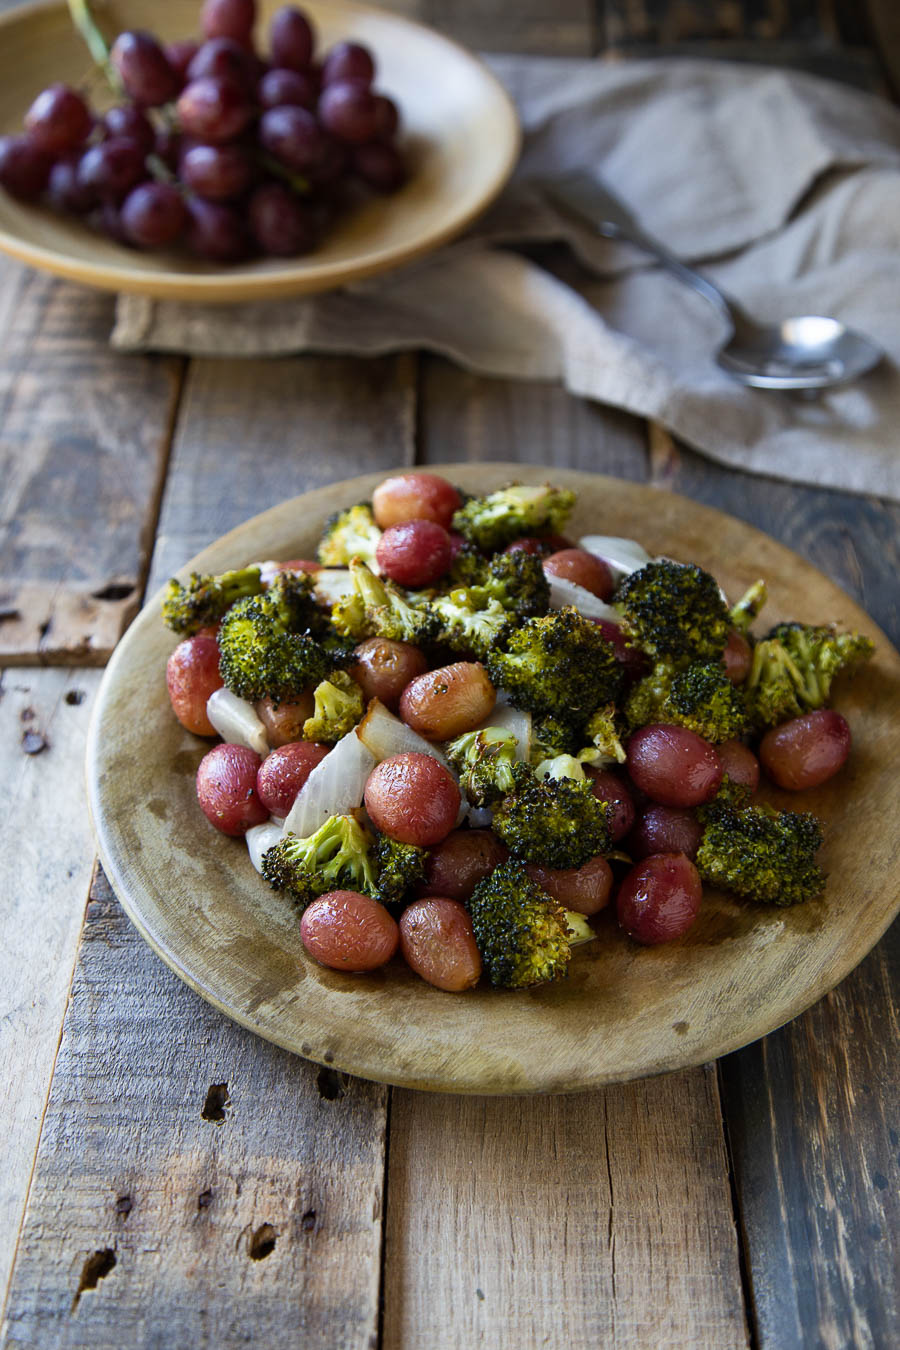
[[391, 0, 597, 55], [1, 869, 389, 1350], [383, 1071, 749, 1349], [0, 667, 102, 1311], [863, 0, 900, 97], [0, 263, 183, 665]]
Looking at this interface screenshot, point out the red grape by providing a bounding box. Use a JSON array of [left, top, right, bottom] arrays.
[[617, 853, 702, 944], [197, 743, 268, 835], [177, 76, 253, 143], [591, 619, 650, 681], [400, 898, 482, 991], [759, 709, 851, 790], [351, 637, 428, 709], [270, 6, 315, 70], [586, 768, 635, 841], [181, 142, 255, 200], [352, 142, 406, 193], [376, 520, 452, 587], [102, 104, 155, 155], [201, 0, 257, 45], [187, 37, 258, 90], [364, 752, 461, 847], [321, 41, 375, 87], [543, 548, 614, 600], [155, 128, 183, 171], [254, 692, 314, 747], [373, 94, 399, 140], [24, 84, 91, 153], [0, 136, 52, 201], [628, 805, 703, 862], [717, 739, 760, 795], [94, 200, 130, 244], [503, 534, 572, 556], [722, 629, 752, 684], [259, 105, 326, 171], [418, 829, 508, 902], [186, 197, 251, 260], [259, 67, 316, 109], [166, 635, 223, 735], [249, 182, 317, 255], [46, 155, 96, 214], [372, 473, 461, 530], [165, 39, 200, 85], [399, 663, 495, 740], [318, 81, 379, 145], [301, 890, 399, 972], [526, 855, 613, 916], [627, 724, 723, 807], [256, 741, 329, 815], [77, 138, 147, 203], [121, 182, 187, 248], [111, 31, 180, 107]]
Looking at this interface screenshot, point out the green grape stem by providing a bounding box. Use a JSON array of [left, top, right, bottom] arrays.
[[67, 0, 124, 93]]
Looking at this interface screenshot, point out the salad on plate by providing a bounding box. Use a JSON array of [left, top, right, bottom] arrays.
[[161, 471, 874, 993]]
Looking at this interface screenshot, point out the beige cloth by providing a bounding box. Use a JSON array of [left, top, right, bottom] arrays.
[[113, 57, 900, 502]]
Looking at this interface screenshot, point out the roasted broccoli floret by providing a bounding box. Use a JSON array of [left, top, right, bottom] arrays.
[[451, 483, 576, 553], [162, 565, 263, 635], [217, 573, 343, 704], [492, 761, 612, 868], [615, 559, 731, 663], [584, 704, 627, 763], [467, 860, 575, 988], [372, 834, 427, 907], [529, 712, 583, 763], [331, 559, 439, 645], [316, 503, 382, 569], [303, 670, 365, 744], [742, 637, 806, 729], [447, 540, 489, 587], [261, 814, 376, 909], [431, 590, 511, 660], [730, 580, 768, 635], [696, 802, 824, 906], [486, 608, 622, 718], [625, 659, 749, 743], [743, 623, 873, 730], [446, 727, 519, 806], [482, 550, 551, 618]]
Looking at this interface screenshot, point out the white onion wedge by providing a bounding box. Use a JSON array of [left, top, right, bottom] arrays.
[[313, 568, 355, 607], [467, 805, 494, 829], [578, 535, 651, 579], [472, 703, 531, 761], [283, 728, 375, 838], [357, 698, 450, 768], [565, 911, 596, 946], [206, 688, 269, 757], [246, 822, 283, 874], [544, 572, 621, 622]]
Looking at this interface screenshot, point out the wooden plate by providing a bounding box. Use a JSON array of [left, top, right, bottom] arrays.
[[86, 466, 900, 1094], [0, 0, 519, 302]]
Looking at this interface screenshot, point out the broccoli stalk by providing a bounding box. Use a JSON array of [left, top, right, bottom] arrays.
[[696, 802, 824, 906], [331, 559, 439, 645], [303, 670, 365, 744], [486, 608, 623, 718], [445, 727, 520, 806], [584, 705, 627, 764], [615, 559, 732, 662], [261, 814, 376, 909], [316, 503, 382, 569], [492, 762, 612, 868], [451, 483, 576, 553], [162, 565, 263, 635], [730, 580, 768, 635], [467, 860, 577, 988]]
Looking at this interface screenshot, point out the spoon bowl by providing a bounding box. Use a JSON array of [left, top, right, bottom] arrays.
[[716, 314, 883, 390]]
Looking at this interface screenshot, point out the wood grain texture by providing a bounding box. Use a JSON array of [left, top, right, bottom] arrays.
[[396, 0, 597, 54], [1, 869, 389, 1350], [0, 260, 183, 665], [0, 667, 101, 1310], [383, 1070, 749, 1349]]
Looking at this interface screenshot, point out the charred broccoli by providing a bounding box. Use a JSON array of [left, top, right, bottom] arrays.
[[625, 659, 749, 743], [162, 565, 263, 635], [331, 559, 439, 645], [217, 572, 342, 704], [584, 705, 627, 763], [303, 670, 365, 744], [372, 834, 427, 907], [730, 580, 768, 635], [431, 590, 511, 660], [467, 860, 577, 988], [696, 802, 824, 906], [261, 814, 376, 908], [529, 712, 583, 763], [615, 559, 731, 663], [485, 608, 622, 718], [316, 503, 382, 569], [482, 550, 551, 618], [492, 762, 612, 868], [744, 623, 873, 730], [446, 727, 519, 806], [451, 483, 576, 552]]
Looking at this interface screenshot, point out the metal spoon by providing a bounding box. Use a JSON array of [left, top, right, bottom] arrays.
[[544, 172, 883, 391]]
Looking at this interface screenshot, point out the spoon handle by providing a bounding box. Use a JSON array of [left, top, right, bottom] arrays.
[[545, 173, 735, 327]]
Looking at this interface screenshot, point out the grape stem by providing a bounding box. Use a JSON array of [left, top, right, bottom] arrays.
[[260, 153, 311, 196], [67, 0, 124, 93]]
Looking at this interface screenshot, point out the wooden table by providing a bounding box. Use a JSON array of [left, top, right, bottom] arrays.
[[1, 3, 898, 1347]]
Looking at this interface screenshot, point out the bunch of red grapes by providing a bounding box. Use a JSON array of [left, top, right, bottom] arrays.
[[0, 0, 406, 260]]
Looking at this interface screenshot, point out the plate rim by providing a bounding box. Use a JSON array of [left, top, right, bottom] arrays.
[[0, 0, 521, 302], [85, 465, 900, 1093]]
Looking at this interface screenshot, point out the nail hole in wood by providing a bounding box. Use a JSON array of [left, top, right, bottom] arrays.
[[248, 1223, 277, 1261], [301, 1209, 316, 1232], [22, 729, 48, 755], [115, 1195, 132, 1217], [72, 1249, 116, 1309], [91, 583, 135, 602], [316, 1067, 346, 1100], [39, 619, 51, 640], [198, 1189, 213, 1210], [0, 606, 21, 624], [201, 1082, 230, 1122], [65, 689, 86, 705]]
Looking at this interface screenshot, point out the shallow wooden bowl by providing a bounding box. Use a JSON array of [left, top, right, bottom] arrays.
[[0, 0, 519, 301], [86, 466, 900, 1093]]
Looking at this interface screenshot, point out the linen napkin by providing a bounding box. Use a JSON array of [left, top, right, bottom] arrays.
[[113, 57, 900, 503]]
